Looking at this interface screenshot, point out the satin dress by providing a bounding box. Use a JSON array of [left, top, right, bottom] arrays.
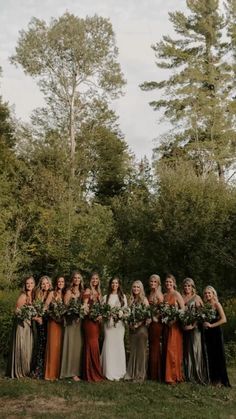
[[148, 297, 163, 381]]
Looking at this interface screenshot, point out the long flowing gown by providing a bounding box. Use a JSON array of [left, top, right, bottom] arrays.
[[148, 298, 163, 381], [32, 318, 47, 379], [83, 293, 104, 382], [183, 297, 209, 384], [6, 318, 33, 378], [101, 294, 127, 380], [125, 304, 148, 381], [45, 312, 63, 380], [204, 313, 230, 387], [162, 293, 183, 384], [60, 297, 83, 379]]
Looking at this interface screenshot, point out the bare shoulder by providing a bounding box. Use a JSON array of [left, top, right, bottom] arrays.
[[16, 293, 27, 308]]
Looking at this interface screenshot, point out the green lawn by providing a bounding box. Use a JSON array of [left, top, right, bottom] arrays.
[[0, 368, 235, 419]]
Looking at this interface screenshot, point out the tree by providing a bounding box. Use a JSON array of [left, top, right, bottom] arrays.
[[141, 0, 236, 179], [11, 13, 126, 176]]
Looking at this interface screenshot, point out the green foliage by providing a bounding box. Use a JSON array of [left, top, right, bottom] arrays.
[[0, 290, 18, 358]]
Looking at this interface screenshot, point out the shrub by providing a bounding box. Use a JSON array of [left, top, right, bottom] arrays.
[[0, 290, 18, 360]]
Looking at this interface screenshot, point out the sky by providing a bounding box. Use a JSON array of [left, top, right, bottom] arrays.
[[0, 0, 187, 160]]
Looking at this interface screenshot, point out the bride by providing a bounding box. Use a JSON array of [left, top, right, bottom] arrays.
[[101, 277, 127, 380]]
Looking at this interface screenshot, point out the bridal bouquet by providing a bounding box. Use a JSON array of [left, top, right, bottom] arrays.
[[128, 303, 150, 327], [103, 305, 131, 327], [15, 304, 37, 324], [33, 299, 46, 318], [159, 302, 180, 324], [64, 298, 88, 324], [149, 303, 162, 322], [48, 300, 66, 322]]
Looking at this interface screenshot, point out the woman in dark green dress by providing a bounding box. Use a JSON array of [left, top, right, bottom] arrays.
[[60, 271, 84, 381]]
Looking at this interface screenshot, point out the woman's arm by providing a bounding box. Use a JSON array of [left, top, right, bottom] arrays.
[[64, 290, 72, 305], [15, 294, 27, 310], [176, 292, 185, 310], [204, 302, 226, 329]]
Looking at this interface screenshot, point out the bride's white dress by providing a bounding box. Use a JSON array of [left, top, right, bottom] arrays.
[[101, 294, 127, 380]]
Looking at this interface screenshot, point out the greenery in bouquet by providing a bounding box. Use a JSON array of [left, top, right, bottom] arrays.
[[159, 302, 180, 324], [101, 303, 112, 321], [149, 303, 162, 321], [48, 300, 66, 322], [179, 304, 198, 326], [128, 303, 150, 326], [15, 304, 37, 324], [65, 298, 83, 324], [196, 303, 217, 323], [88, 301, 103, 321], [33, 299, 46, 317]]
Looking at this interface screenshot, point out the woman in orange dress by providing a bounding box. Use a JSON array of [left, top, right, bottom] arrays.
[[44, 276, 66, 380], [83, 272, 104, 382], [162, 274, 184, 384], [147, 274, 163, 381]]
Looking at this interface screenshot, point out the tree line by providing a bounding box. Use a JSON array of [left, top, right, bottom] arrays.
[[1, 0, 236, 295]]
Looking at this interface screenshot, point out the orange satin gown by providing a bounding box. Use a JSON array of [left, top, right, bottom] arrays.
[[44, 319, 63, 380], [162, 293, 183, 384]]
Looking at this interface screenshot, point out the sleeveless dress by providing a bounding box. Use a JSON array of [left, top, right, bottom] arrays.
[[204, 311, 230, 387], [101, 294, 127, 380], [162, 293, 183, 384], [6, 303, 33, 378], [45, 294, 64, 380], [125, 303, 148, 381], [83, 292, 104, 382], [148, 296, 163, 381], [183, 296, 209, 384], [60, 296, 83, 379]]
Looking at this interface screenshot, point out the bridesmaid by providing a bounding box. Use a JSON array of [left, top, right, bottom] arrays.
[[182, 278, 209, 384], [101, 277, 127, 380], [203, 286, 230, 387], [6, 275, 35, 378], [32, 275, 52, 379], [44, 276, 66, 380], [83, 271, 104, 382], [60, 271, 84, 381], [162, 274, 184, 384], [147, 274, 163, 381], [125, 280, 149, 381]]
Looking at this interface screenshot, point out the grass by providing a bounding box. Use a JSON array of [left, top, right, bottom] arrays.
[[0, 368, 235, 419]]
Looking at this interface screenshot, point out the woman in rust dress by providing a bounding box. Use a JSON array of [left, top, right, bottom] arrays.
[[83, 272, 104, 382], [148, 274, 163, 381], [162, 274, 185, 384], [44, 276, 66, 380]]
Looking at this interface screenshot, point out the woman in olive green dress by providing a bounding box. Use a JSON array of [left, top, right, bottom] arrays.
[[6, 275, 35, 378], [60, 271, 84, 381]]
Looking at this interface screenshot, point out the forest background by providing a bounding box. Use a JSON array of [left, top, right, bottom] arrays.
[[0, 0, 236, 359]]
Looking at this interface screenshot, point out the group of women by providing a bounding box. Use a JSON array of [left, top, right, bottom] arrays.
[[6, 271, 230, 387]]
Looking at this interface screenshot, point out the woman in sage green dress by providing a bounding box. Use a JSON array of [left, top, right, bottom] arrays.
[[182, 278, 209, 384], [60, 271, 84, 381], [6, 275, 35, 378], [125, 280, 149, 381]]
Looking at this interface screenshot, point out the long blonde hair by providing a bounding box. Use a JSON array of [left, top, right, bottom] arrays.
[[35, 275, 52, 300], [182, 278, 196, 296], [203, 285, 218, 302], [130, 280, 146, 305], [90, 271, 102, 297]]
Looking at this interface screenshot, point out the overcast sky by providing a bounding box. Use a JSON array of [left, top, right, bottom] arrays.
[[0, 0, 187, 160]]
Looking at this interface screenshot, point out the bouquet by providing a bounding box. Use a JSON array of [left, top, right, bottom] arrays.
[[65, 298, 89, 324], [48, 300, 66, 322], [128, 303, 151, 327], [149, 303, 162, 322], [15, 304, 37, 325], [88, 302, 103, 321], [103, 305, 131, 327], [33, 299, 46, 317], [179, 304, 198, 326], [101, 303, 112, 322], [159, 302, 180, 324], [196, 303, 217, 323]]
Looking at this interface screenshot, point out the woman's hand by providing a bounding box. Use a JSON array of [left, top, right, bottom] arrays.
[[203, 322, 211, 329], [33, 316, 43, 325]]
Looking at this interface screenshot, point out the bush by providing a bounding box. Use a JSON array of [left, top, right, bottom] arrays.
[[222, 298, 236, 343], [0, 290, 19, 359]]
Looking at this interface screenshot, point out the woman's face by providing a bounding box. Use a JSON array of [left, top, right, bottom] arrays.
[[165, 278, 174, 291], [132, 283, 141, 296], [111, 279, 119, 292], [57, 277, 65, 289], [91, 274, 99, 287], [73, 274, 81, 286], [204, 289, 213, 302], [25, 277, 35, 292], [41, 278, 50, 291], [150, 278, 158, 290], [183, 282, 192, 295]]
